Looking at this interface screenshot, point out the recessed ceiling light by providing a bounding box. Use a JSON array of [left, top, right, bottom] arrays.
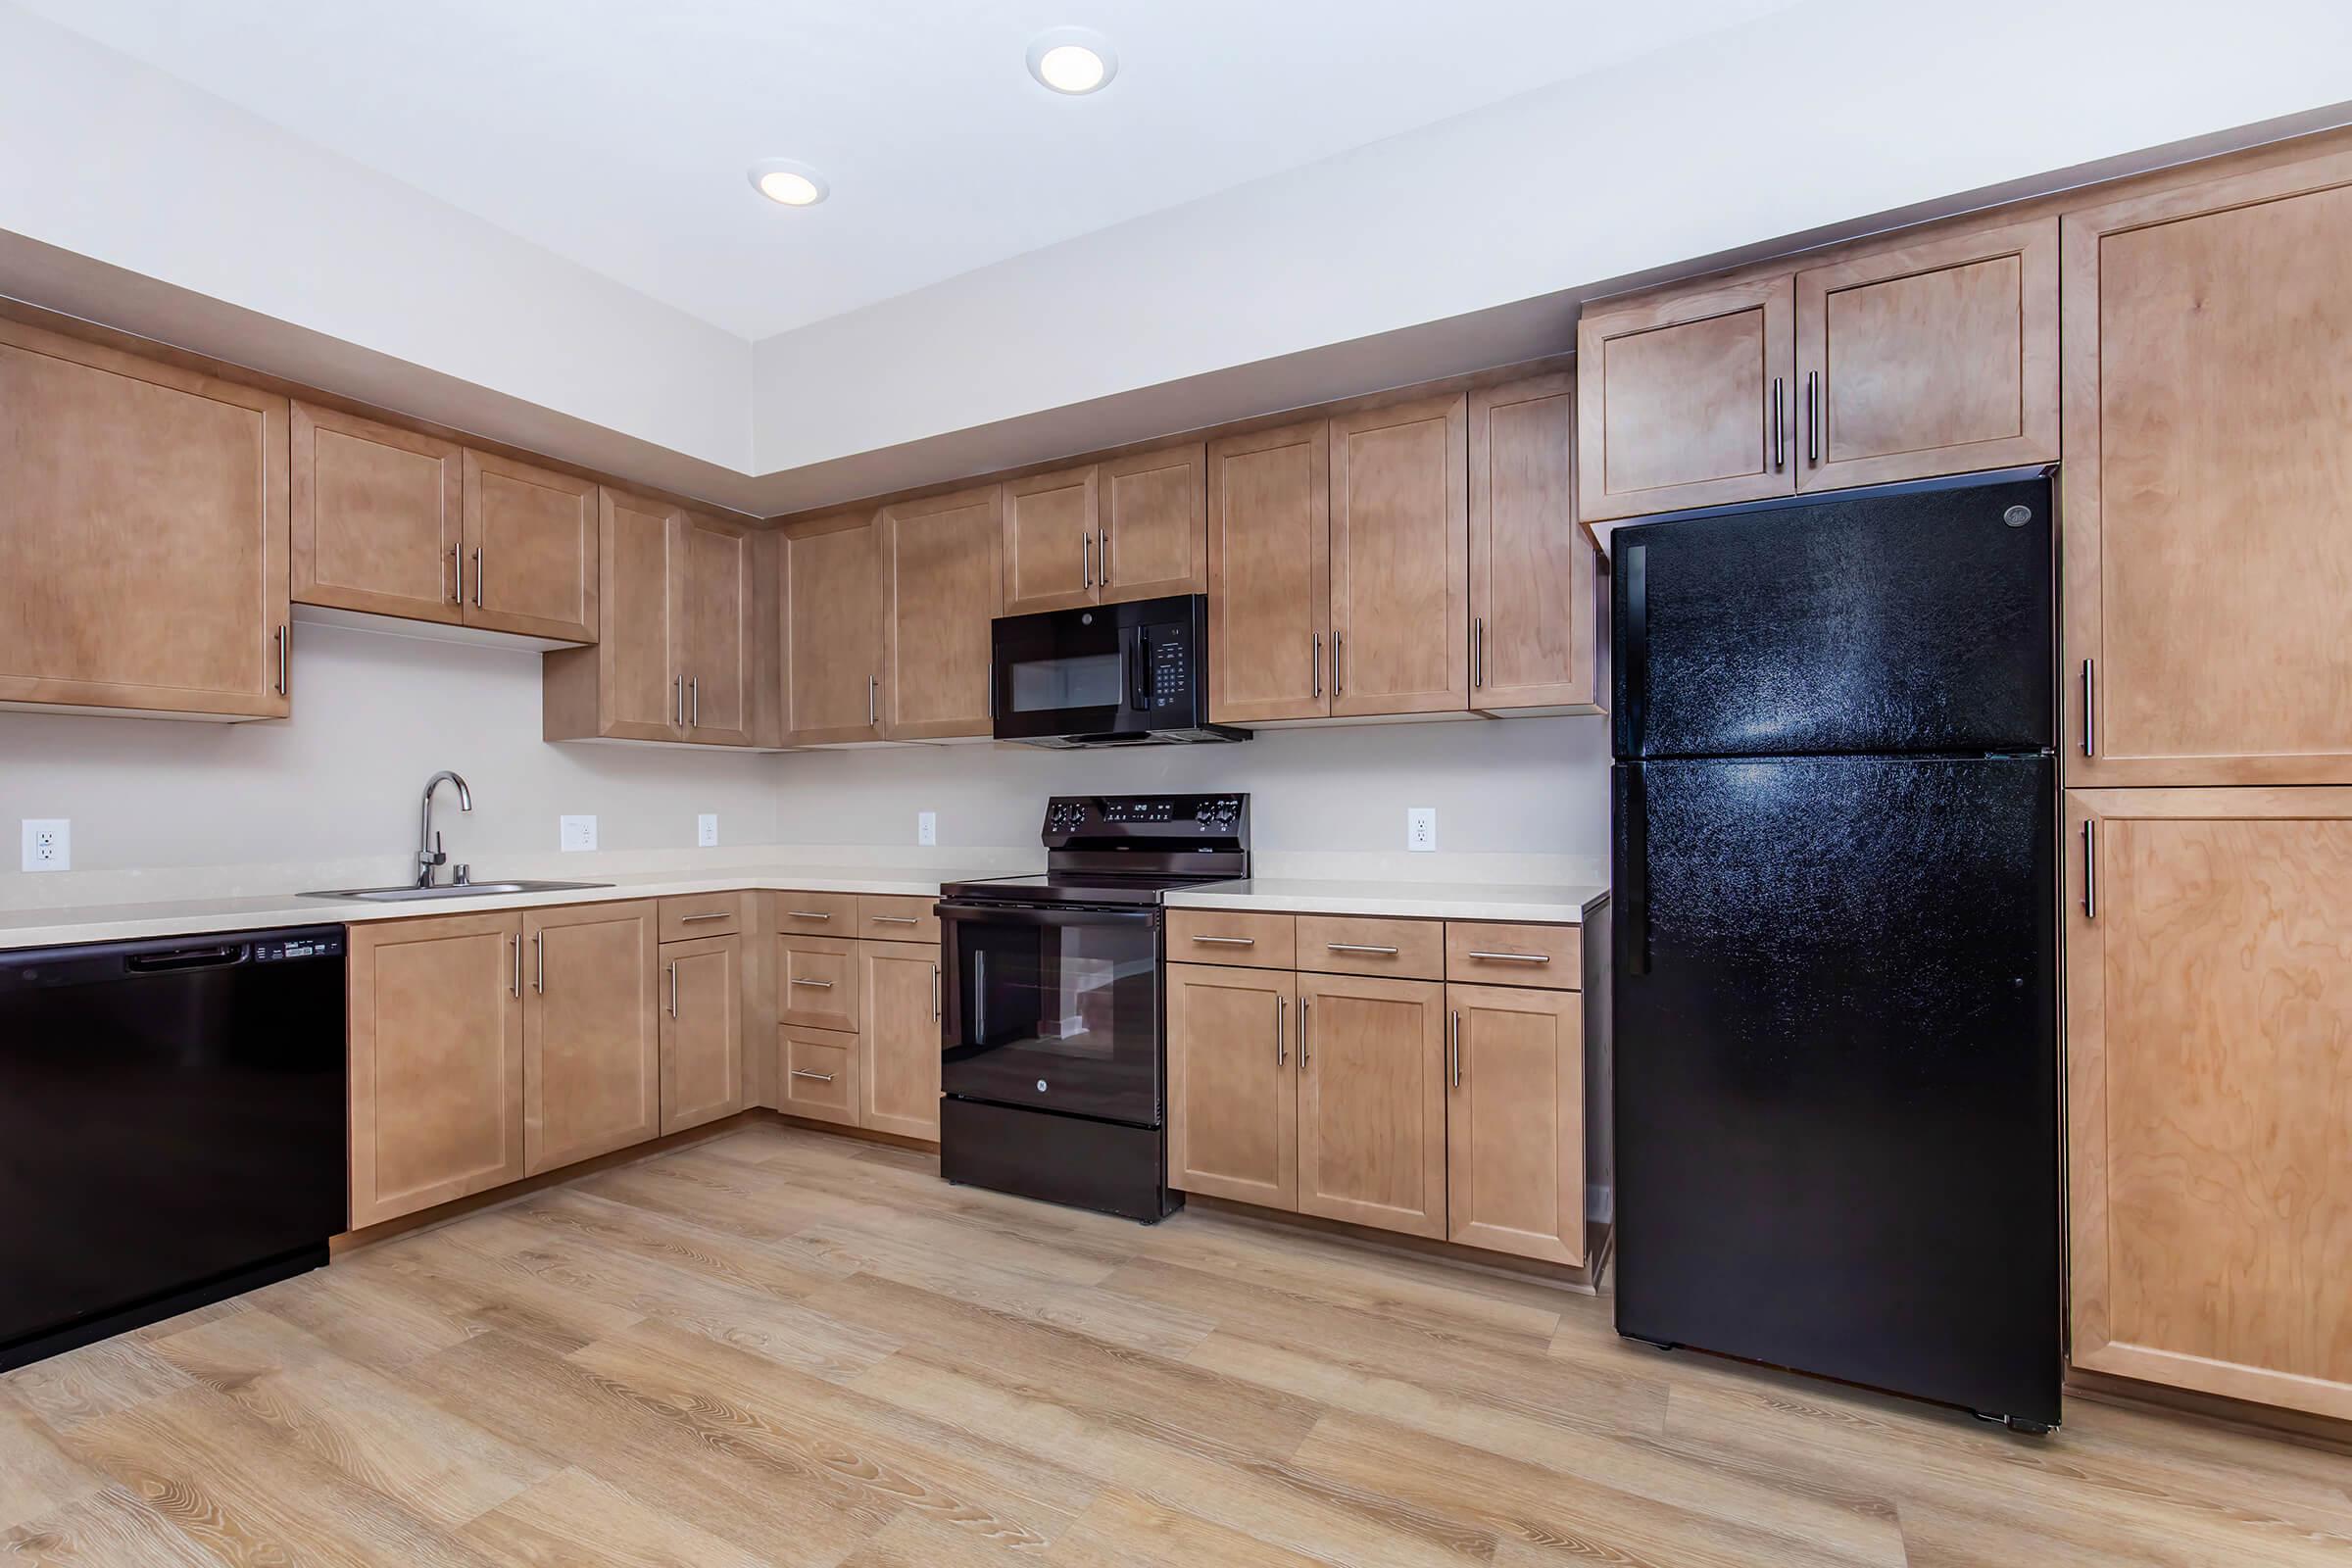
[[1026, 27, 1117, 95], [747, 159, 829, 207]]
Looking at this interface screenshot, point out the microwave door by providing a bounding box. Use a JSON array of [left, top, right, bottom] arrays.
[[993, 611, 1139, 742]]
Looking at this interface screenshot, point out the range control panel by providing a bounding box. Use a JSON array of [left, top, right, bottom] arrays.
[[1042, 794, 1250, 847]]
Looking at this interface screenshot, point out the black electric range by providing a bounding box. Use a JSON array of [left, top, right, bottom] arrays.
[[934, 793, 1248, 1221]]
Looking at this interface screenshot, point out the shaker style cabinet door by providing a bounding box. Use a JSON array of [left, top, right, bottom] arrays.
[[678, 511, 757, 746], [879, 484, 1004, 740], [1099, 442, 1207, 605], [1003, 463, 1100, 614], [782, 512, 884, 744], [2062, 150, 2352, 786], [1294, 974, 1448, 1239], [1207, 420, 1330, 722], [523, 901, 662, 1175], [662, 934, 746, 1135], [1794, 217, 2057, 493], [1468, 372, 1601, 714], [1166, 963, 1298, 1207], [292, 401, 465, 625], [0, 318, 291, 719], [462, 450, 598, 643], [860, 940, 943, 1141], [2065, 789, 2352, 1420], [1328, 395, 1468, 718], [1576, 274, 1794, 522], [588, 487, 684, 740], [1446, 983, 1585, 1265]]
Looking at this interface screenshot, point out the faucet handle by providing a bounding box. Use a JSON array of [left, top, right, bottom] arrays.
[[452, 863, 471, 886]]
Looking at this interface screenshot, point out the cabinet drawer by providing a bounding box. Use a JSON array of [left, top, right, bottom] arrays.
[[1167, 908, 1298, 969], [777, 1025, 859, 1128], [1446, 922, 1582, 990], [1296, 915, 1444, 981], [856, 893, 941, 945], [777, 936, 859, 1031], [659, 892, 745, 942], [775, 891, 858, 937]]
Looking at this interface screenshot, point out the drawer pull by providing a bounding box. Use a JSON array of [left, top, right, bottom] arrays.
[[869, 915, 920, 925], [1326, 942, 1399, 956], [785, 910, 835, 920], [790, 1068, 836, 1083], [678, 911, 731, 923], [1190, 934, 1256, 946], [790, 977, 836, 990], [1465, 951, 1550, 963]]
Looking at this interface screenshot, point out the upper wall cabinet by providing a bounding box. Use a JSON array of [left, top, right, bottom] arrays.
[[292, 402, 465, 625], [463, 450, 598, 643], [1002, 443, 1207, 616], [1328, 395, 1467, 718], [1469, 373, 1602, 715], [1577, 216, 2059, 523], [781, 510, 884, 745], [880, 484, 1004, 740], [1208, 420, 1331, 723], [0, 318, 291, 721], [2063, 152, 2352, 787]]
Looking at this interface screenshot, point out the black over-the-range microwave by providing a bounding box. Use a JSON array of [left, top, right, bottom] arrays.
[[990, 594, 1249, 748]]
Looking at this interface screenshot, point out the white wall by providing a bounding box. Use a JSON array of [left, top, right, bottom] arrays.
[[0, 623, 779, 903]]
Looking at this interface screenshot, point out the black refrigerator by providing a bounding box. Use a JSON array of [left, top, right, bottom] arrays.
[[1610, 467, 2062, 1432]]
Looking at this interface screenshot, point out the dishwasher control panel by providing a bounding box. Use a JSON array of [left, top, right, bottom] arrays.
[[254, 933, 344, 963]]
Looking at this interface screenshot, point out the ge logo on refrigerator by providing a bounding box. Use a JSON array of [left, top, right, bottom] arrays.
[[1035, 1079, 1049, 1093]]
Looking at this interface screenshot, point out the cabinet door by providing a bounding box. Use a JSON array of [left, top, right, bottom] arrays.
[[1166, 964, 1296, 1207], [662, 934, 745, 1135], [678, 512, 756, 746], [860, 940, 942, 1141], [2066, 789, 2352, 1420], [587, 488, 682, 740], [782, 512, 882, 744], [1101, 442, 1207, 605], [2062, 152, 2352, 786], [0, 318, 290, 719], [1329, 395, 1468, 717], [879, 485, 1003, 740], [1207, 420, 1330, 722], [292, 401, 463, 624], [778, 1025, 860, 1128], [1446, 984, 1584, 1265], [1795, 216, 2057, 492], [1003, 464, 1098, 614], [1469, 373, 1601, 714], [348, 912, 523, 1227], [524, 901, 661, 1174], [778, 936, 859, 1032], [1576, 273, 1794, 522], [1296, 975, 1447, 1238], [463, 450, 598, 643]]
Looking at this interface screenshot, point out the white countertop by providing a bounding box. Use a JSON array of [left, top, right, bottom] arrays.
[[1164, 877, 1608, 924]]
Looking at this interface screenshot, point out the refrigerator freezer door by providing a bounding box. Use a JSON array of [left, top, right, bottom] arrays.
[[1613, 472, 2052, 760], [1612, 755, 2060, 1426]]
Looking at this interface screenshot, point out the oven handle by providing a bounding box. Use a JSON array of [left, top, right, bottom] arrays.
[[935, 901, 1159, 928]]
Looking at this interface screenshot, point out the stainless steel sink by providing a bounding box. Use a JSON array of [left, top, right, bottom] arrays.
[[300, 880, 613, 903]]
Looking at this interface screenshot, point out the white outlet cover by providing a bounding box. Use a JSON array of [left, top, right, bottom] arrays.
[[697, 813, 719, 848], [560, 814, 598, 853], [1407, 807, 1438, 853], [918, 810, 937, 847], [21, 818, 70, 872]]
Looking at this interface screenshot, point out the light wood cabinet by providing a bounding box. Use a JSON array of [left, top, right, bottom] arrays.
[[2065, 789, 2352, 1420], [1446, 983, 1584, 1264], [522, 902, 661, 1175], [1166, 908, 1298, 970], [291, 401, 464, 624], [662, 933, 745, 1135], [2062, 152, 2352, 786], [0, 317, 291, 720], [1101, 443, 1207, 604], [777, 1025, 860, 1127], [1794, 217, 2057, 492], [1577, 274, 1793, 522], [462, 450, 597, 643], [879, 484, 1003, 740], [677, 511, 759, 745], [1208, 420, 1331, 722], [859, 940, 942, 1140], [778, 936, 859, 1032], [348, 912, 525, 1227], [1167, 963, 1297, 1207], [1328, 396, 1468, 718], [1468, 373, 1602, 715], [781, 511, 883, 744], [1296, 975, 1448, 1238], [1002, 464, 1099, 614], [1295, 914, 1445, 982]]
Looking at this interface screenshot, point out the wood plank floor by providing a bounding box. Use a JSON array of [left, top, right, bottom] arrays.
[[5, 1123, 2346, 1567]]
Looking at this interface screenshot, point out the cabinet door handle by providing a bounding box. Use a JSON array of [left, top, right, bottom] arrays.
[[2081, 658, 2096, 757], [1473, 616, 1484, 690], [1300, 997, 1311, 1068], [870, 914, 919, 925], [932, 962, 942, 1022], [1771, 376, 1786, 472], [446, 548, 460, 605], [690, 675, 699, 727], [1189, 934, 1254, 946], [1325, 942, 1398, 956], [1448, 1009, 1461, 1088], [673, 675, 683, 727], [1334, 634, 1345, 700], [790, 977, 836, 990], [1275, 995, 1287, 1066], [1311, 635, 1322, 701], [509, 935, 520, 998], [667, 960, 678, 1017], [274, 624, 289, 697], [472, 547, 484, 608], [868, 674, 878, 727], [785, 909, 834, 920], [679, 910, 730, 923], [790, 1068, 835, 1083], [1101, 520, 1112, 586], [1083, 533, 1094, 588], [532, 932, 543, 994], [1466, 950, 1550, 963], [1805, 371, 1820, 466], [2082, 819, 2097, 921]]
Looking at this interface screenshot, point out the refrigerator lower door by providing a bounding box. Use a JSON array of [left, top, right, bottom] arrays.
[[1612, 755, 2060, 1427]]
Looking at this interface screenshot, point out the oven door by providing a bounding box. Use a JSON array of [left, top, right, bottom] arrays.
[[938, 902, 1163, 1126]]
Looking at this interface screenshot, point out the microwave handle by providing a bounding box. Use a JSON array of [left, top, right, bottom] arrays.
[[1130, 627, 1152, 711]]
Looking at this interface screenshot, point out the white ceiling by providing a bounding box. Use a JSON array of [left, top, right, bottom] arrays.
[[18, 0, 1802, 340]]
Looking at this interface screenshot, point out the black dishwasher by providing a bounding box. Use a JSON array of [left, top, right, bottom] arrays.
[[0, 925, 348, 1371]]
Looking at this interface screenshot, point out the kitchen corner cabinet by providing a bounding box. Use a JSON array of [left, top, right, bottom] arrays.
[[1167, 964, 1298, 1207], [1446, 983, 1585, 1265], [1296, 974, 1448, 1237], [2065, 789, 2352, 1420], [0, 317, 291, 720], [662, 933, 746, 1135], [462, 450, 598, 643], [1328, 396, 1468, 718], [348, 912, 526, 1228], [1002, 443, 1207, 615], [781, 510, 884, 745], [523, 901, 661, 1175], [1208, 420, 1331, 722], [860, 940, 943, 1140], [879, 485, 1003, 740], [2062, 151, 2352, 786], [1468, 373, 1603, 715], [292, 401, 465, 624]]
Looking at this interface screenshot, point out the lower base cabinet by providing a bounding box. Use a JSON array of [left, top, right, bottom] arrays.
[[524, 902, 662, 1175], [1167, 964, 1298, 1207], [778, 1025, 861, 1127], [860, 940, 943, 1140], [1446, 983, 1585, 1265], [771, 921, 943, 1143], [1297, 975, 1447, 1238], [662, 933, 746, 1135]]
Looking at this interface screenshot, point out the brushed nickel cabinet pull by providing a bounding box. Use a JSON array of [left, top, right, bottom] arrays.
[[790, 1068, 835, 1083], [679, 911, 730, 923], [932, 962, 941, 1022], [1189, 934, 1254, 946], [1473, 616, 1485, 689], [785, 910, 834, 920], [532, 932, 543, 994], [1310, 635, 1322, 701], [1805, 371, 1820, 466], [2082, 819, 2097, 920], [1448, 1009, 1461, 1087], [472, 547, 484, 608], [673, 675, 683, 727], [274, 624, 289, 696], [1325, 942, 1398, 956], [871, 914, 919, 925], [790, 977, 836, 990], [1083, 533, 1094, 588], [868, 674, 878, 727], [1276, 995, 1287, 1066], [666, 960, 678, 1017], [509, 935, 520, 998], [1102, 520, 1113, 585], [2082, 658, 2096, 757], [690, 675, 699, 727], [1300, 998, 1311, 1068], [1466, 951, 1550, 963], [446, 548, 459, 605], [1771, 376, 1786, 471]]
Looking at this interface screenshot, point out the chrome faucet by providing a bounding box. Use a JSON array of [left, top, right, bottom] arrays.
[[416, 770, 473, 887]]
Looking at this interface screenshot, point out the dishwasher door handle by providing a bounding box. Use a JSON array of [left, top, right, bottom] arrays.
[[126, 945, 247, 973]]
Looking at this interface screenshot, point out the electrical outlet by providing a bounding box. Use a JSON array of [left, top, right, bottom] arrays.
[[560, 814, 598, 853], [917, 810, 937, 847], [1407, 807, 1438, 853], [21, 819, 69, 872], [697, 813, 719, 848]]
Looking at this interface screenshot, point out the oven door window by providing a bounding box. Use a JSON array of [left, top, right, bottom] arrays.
[[942, 907, 1160, 1124]]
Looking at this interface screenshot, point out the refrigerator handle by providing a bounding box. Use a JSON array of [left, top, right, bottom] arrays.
[[1621, 543, 1648, 756], [1614, 765, 1650, 976]]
